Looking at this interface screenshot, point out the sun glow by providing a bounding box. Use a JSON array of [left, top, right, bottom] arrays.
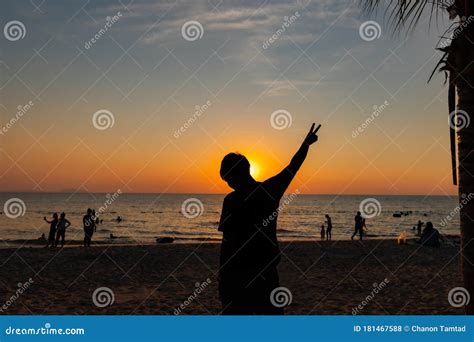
[[249, 160, 260, 179]]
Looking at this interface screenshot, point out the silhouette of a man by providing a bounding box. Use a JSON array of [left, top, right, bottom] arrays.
[[218, 123, 320, 314], [83, 208, 96, 247], [352, 211, 363, 240]]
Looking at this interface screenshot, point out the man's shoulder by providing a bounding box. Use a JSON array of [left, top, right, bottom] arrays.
[[222, 191, 239, 206], [224, 191, 236, 200]]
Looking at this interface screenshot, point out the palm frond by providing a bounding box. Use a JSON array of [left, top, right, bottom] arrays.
[[360, 0, 459, 33]]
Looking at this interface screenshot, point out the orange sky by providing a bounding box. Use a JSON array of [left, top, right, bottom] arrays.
[[0, 0, 457, 196]]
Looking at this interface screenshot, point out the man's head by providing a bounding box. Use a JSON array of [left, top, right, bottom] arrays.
[[220, 153, 252, 190], [87, 208, 92, 215]]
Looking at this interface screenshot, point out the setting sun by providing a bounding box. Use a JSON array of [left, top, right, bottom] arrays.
[[249, 160, 260, 179]]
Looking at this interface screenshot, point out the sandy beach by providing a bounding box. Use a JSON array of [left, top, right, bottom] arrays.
[[0, 239, 463, 315]]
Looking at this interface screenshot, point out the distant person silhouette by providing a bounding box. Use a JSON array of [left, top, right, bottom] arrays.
[[325, 214, 332, 240], [218, 123, 321, 315], [419, 221, 440, 247], [55, 212, 71, 247], [83, 208, 96, 247], [351, 211, 363, 240], [417, 220, 424, 236], [44, 213, 58, 248], [320, 225, 325, 240]]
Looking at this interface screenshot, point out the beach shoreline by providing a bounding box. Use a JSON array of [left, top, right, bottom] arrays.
[[0, 232, 461, 249], [0, 239, 463, 315]]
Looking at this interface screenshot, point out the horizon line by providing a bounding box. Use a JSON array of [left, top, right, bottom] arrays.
[[0, 191, 458, 197]]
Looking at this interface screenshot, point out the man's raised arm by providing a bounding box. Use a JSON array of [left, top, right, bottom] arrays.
[[265, 123, 321, 198]]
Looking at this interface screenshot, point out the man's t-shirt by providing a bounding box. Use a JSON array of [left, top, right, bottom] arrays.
[[83, 214, 95, 231], [218, 170, 296, 276], [57, 219, 68, 231]]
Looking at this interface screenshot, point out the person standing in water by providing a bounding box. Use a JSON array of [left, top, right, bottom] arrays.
[[83, 208, 96, 247], [55, 212, 71, 247], [320, 225, 325, 240], [325, 214, 332, 240], [44, 213, 58, 248], [417, 220, 424, 236], [217, 123, 321, 315], [351, 211, 363, 240]]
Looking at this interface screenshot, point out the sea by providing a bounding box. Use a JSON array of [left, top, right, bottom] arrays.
[[0, 193, 461, 244]]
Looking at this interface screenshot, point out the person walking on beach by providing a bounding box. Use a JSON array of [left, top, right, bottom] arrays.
[[44, 213, 58, 248], [325, 214, 332, 240], [55, 212, 71, 247], [83, 208, 96, 247], [351, 211, 363, 240], [217, 123, 321, 315]]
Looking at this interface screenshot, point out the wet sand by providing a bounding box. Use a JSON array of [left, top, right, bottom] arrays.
[[0, 239, 463, 315]]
